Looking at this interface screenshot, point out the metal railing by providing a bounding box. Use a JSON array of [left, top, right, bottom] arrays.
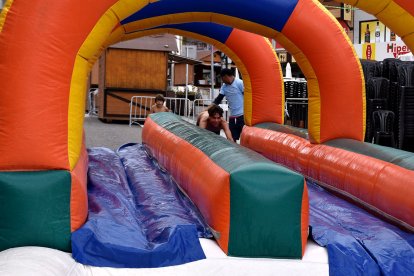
[[87, 88, 99, 116], [129, 96, 229, 126], [129, 96, 192, 126], [130, 95, 308, 128], [192, 99, 229, 122]]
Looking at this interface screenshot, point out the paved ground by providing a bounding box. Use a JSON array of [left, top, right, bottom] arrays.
[[83, 113, 232, 150], [84, 115, 142, 150]]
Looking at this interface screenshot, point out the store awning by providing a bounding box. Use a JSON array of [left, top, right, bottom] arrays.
[[168, 53, 202, 65]]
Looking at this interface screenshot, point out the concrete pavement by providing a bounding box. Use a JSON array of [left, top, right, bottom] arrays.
[[84, 115, 142, 150]]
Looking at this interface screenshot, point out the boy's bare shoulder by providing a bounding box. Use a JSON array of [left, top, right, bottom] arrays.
[[199, 111, 209, 119]]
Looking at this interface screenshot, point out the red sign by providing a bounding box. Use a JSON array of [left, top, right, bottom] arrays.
[[387, 43, 411, 58]]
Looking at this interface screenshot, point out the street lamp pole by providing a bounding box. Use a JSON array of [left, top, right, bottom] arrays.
[[210, 45, 215, 99], [185, 46, 189, 117]]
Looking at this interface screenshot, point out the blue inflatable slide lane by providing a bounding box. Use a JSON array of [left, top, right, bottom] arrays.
[[72, 144, 212, 268], [308, 181, 414, 276]]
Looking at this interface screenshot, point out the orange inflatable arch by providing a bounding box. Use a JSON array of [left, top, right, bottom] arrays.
[[0, 0, 380, 251]]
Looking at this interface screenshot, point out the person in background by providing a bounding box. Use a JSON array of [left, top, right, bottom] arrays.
[[149, 94, 170, 114], [213, 68, 244, 141], [197, 105, 234, 141]]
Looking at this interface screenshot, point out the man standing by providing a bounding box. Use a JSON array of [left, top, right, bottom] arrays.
[[213, 68, 244, 141]]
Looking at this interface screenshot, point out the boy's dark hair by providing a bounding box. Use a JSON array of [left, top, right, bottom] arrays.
[[207, 104, 224, 117], [155, 94, 165, 102], [220, 68, 234, 77]]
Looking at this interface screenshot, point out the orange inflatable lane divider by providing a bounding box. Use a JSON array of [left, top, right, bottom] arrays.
[[241, 125, 414, 232], [143, 117, 231, 253], [143, 113, 308, 258]]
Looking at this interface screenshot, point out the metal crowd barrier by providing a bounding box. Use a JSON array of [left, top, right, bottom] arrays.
[[87, 88, 99, 116], [129, 96, 191, 126], [192, 99, 229, 123], [130, 95, 307, 128], [130, 96, 229, 127]]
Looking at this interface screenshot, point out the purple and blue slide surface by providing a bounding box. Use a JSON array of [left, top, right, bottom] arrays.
[[71, 144, 212, 268], [308, 181, 414, 275], [72, 144, 414, 275]]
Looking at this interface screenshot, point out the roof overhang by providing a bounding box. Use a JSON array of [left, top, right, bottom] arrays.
[[168, 53, 202, 65]]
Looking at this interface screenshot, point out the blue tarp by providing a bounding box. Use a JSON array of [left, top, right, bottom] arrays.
[[72, 144, 212, 268], [71, 142, 414, 273], [308, 181, 414, 276]]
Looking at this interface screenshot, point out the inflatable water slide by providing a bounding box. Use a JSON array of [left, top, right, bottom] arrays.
[[1, 0, 414, 275]]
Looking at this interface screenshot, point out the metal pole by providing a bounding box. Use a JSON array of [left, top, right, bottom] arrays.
[[185, 46, 189, 117], [210, 44, 214, 99], [271, 38, 276, 49], [171, 62, 175, 86]]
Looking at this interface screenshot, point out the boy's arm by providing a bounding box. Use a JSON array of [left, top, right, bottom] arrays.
[[221, 120, 234, 141], [148, 105, 155, 115]]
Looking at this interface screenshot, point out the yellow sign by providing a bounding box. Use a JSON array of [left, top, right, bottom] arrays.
[[362, 43, 376, 60]]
